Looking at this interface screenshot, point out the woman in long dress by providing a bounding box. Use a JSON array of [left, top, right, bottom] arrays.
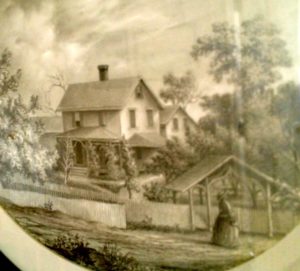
[[212, 192, 239, 248]]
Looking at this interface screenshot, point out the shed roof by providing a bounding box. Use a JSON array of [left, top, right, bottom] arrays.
[[128, 132, 166, 148], [57, 77, 162, 111], [166, 155, 277, 193]]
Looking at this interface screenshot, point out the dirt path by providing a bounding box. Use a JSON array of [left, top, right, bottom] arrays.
[[1, 199, 280, 270]]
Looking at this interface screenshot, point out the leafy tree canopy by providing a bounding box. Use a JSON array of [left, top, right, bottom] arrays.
[[160, 70, 200, 108], [191, 16, 291, 99], [0, 49, 56, 185]]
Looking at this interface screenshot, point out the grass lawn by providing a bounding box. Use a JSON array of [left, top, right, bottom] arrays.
[[0, 197, 281, 271]]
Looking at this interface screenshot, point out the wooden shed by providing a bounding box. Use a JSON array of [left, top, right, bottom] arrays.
[[165, 155, 289, 237]]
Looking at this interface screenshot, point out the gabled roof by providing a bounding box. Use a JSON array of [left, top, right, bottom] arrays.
[[31, 116, 63, 133], [166, 155, 278, 193], [160, 105, 198, 126], [128, 132, 166, 148], [58, 127, 120, 141], [57, 77, 162, 111]]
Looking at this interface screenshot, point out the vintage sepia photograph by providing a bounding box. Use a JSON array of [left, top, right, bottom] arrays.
[[0, 0, 300, 270]]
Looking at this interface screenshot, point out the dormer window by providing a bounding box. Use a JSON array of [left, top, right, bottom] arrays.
[[136, 85, 143, 98], [73, 112, 81, 127]]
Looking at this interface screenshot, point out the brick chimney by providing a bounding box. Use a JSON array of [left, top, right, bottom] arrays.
[[97, 65, 109, 81]]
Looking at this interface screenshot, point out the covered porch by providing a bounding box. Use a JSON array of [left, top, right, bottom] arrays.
[[57, 127, 123, 177]]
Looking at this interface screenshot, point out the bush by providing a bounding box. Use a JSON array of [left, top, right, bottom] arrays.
[[100, 243, 142, 271], [49, 234, 95, 268], [102, 144, 124, 180], [43, 200, 53, 211], [143, 183, 171, 202], [145, 140, 195, 183], [47, 234, 157, 271]]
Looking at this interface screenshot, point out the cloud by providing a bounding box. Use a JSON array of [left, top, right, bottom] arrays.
[[0, 0, 297, 116]]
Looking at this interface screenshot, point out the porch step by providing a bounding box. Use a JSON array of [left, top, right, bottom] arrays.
[[70, 167, 89, 177]]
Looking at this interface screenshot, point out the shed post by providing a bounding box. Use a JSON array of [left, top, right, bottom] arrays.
[[172, 191, 177, 204], [266, 182, 273, 238], [205, 178, 213, 232], [198, 187, 204, 205], [188, 188, 195, 231]]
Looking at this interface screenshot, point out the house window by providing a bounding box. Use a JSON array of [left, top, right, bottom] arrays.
[[99, 111, 106, 127], [73, 112, 81, 127], [147, 109, 154, 127], [129, 109, 136, 128], [160, 124, 166, 137], [173, 118, 179, 131]]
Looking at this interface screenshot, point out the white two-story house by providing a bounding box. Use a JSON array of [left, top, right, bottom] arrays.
[[57, 65, 198, 175], [57, 65, 166, 173]]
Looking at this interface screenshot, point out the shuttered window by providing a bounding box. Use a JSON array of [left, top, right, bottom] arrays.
[[129, 109, 136, 128]]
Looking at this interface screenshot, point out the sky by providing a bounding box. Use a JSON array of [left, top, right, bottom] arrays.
[[0, 0, 299, 119]]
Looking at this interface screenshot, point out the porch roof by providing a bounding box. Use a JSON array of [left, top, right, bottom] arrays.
[[58, 127, 120, 141], [128, 132, 166, 148]]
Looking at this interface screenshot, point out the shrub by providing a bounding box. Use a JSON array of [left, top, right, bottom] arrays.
[[145, 139, 195, 183], [100, 243, 141, 271], [143, 183, 171, 202], [102, 143, 124, 180], [43, 200, 53, 211], [47, 234, 157, 271], [49, 234, 95, 268]]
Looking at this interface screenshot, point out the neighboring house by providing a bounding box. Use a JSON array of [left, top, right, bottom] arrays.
[[160, 105, 198, 145], [31, 116, 64, 151], [56, 65, 166, 174]]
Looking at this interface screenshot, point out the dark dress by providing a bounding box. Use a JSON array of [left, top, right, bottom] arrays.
[[212, 198, 239, 248]]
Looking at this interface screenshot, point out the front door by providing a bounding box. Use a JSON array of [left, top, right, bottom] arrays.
[[73, 141, 87, 167]]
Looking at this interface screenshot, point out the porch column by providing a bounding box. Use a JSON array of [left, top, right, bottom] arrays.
[[118, 142, 123, 168], [86, 141, 90, 168], [205, 178, 213, 232], [188, 188, 195, 231], [266, 182, 273, 238]]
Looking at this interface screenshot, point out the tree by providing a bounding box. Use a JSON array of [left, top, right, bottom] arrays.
[[0, 49, 56, 185], [49, 72, 68, 93], [145, 139, 195, 183], [160, 71, 200, 108], [199, 93, 238, 131], [56, 137, 75, 184], [191, 15, 291, 99], [120, 139, 138, 199]]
